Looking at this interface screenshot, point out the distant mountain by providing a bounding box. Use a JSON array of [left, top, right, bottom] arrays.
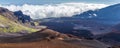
[[39, 3, 120, 36], [38, 3, 120, 35], [74, 3, 120, 25]]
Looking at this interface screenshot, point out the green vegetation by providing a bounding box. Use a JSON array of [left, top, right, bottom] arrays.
[[0, 15, 37, 33]]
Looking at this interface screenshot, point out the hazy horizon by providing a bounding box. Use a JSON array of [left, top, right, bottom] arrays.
[[0, 0, 119, 19], [0, 0, 120, 5]]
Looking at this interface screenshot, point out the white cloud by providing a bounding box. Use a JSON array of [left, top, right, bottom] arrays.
[[0, 2, 108, 19]]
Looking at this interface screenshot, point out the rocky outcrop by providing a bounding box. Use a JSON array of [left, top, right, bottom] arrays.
[[14, 11, 32, 23]]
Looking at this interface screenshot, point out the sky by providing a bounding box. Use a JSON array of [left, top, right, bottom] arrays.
[[0, 0, 119, 19], [0, 0, 120, 5]]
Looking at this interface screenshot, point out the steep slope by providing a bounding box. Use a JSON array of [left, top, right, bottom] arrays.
[[0, 7, 37, 33], [0, 15, 36, 33], [0, 7, 32, 23], [0, 7, 18, 22]]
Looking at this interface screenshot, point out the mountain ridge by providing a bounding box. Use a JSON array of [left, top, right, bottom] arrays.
[[74, 3, 120, 25], [0, 7, 37, 33]]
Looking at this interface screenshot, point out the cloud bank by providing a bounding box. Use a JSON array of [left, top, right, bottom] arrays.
[[0, 3, 108, 19]]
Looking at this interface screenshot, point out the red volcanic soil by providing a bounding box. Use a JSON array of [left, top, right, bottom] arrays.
[[0, 29, 108, 48], [0, 40, 86, 48], [0, 29, 85, 48]]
